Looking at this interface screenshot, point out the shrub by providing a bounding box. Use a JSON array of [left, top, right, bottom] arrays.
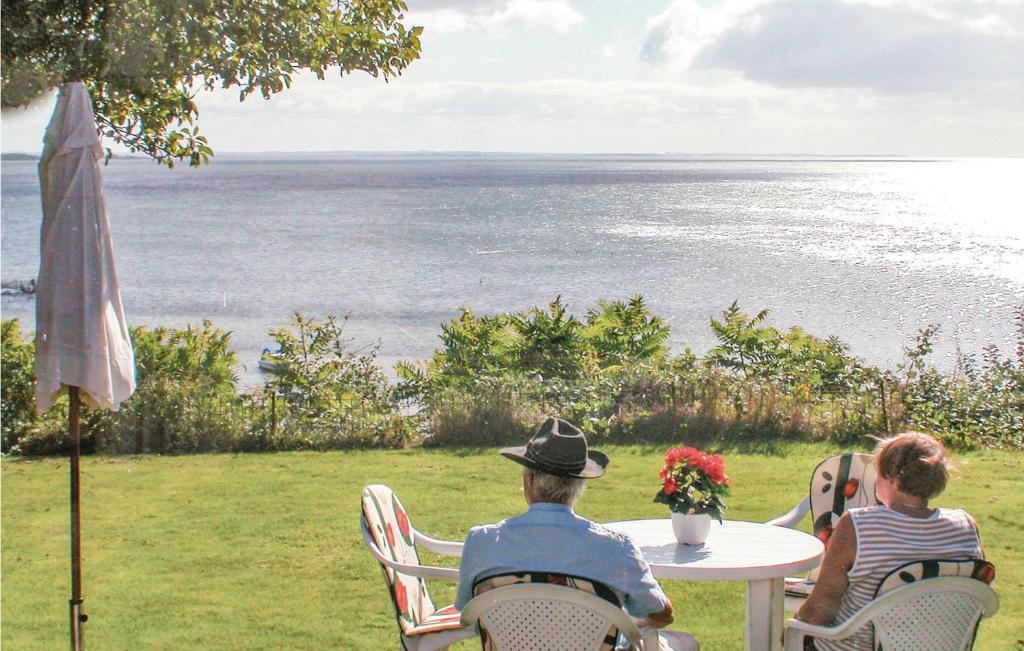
[[424, 383, 537, 446], [584, 295, 671, 368], [2, 320, 38, 451], [406, 300, 947, 448], [1, 320, 69, 455], [3, 301, 1020, 456], [899, 311, 1024, 448], [251, 313, 418, 449], [91, 321, 250, 453]]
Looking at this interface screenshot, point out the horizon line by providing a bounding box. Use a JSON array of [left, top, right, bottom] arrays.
[[4, 149, 1023, 160]]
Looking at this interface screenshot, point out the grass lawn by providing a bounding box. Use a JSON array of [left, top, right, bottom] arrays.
[[2, 443, 1021, 649]]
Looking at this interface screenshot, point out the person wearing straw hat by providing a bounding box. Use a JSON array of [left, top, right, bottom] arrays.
[[455, 417, 698, 651]]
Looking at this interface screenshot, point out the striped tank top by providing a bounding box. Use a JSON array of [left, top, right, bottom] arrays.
[[815, 505, 982, 651]]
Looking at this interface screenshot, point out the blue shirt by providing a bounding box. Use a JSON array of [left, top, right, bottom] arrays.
[[455, 502, 668, 618]]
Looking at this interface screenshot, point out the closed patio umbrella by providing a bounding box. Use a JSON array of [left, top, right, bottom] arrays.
[[35, 81, 136, 650]]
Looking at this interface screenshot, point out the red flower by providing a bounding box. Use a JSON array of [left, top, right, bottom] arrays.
[[977, 564, 995, 584], [842, 479, 859, 498], [665, 447, 701, 465], [663, 478, 678, 495], [657, 445, 729, 515], [396, 506, 411, 539], [815, 524, 834, 549], [394, 580, 409, 614], [386, 522, 396, 549]]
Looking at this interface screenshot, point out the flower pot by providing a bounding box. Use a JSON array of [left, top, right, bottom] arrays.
[[671, 512, 712, 545]]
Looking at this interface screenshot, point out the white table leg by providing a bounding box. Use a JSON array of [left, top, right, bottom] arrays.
[[746, 577, 784, 651]]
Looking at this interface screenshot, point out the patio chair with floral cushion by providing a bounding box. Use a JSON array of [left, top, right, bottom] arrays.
[[783, 558, 998, 651], [766, 452, 878, 609], [462, 581, 662, 651], [360, 484, 475, 651]]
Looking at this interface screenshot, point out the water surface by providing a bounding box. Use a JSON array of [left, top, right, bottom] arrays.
[[3, 154, 1021, 386]]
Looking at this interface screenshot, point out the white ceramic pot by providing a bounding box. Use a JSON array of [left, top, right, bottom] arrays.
[[671, 512, 712, 545]]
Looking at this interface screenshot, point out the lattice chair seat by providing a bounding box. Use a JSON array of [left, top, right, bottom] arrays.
[[361, 484, 475, 651], [462, 583, 661, 651], [783, 575, 999, 651], [766, 452, 878, 610]]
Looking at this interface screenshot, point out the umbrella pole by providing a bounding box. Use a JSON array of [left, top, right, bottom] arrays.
[[69, 386, 86, 651]]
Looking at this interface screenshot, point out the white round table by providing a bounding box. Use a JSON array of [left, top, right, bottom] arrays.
[[605, 519, 823, 651]]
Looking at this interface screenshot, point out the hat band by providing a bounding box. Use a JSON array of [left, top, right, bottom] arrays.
[[526, 443, 586, 473]]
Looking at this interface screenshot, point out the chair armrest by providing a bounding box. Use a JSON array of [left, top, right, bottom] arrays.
[[784, 595, 930, 649], [784, 614, 881, 649], [361, 521, 460, 581], [766, 496, 810, 528], [413, 527, 464, 557], [783, 617, 843, 650]]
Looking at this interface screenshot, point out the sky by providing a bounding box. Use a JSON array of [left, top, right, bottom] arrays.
[[2, 0, 1023, 156]]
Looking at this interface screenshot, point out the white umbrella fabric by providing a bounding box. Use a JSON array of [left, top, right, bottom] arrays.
[[35, 81, 136, 650]]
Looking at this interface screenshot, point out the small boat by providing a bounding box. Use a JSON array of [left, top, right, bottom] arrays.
[[258, 347, 287, 373], [1, 278, 36, 295]]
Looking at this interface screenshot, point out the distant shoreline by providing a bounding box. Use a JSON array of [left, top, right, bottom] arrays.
[[1, 152, 150, 162], [0, 153, 38, 161], [3, 150, 952, 163]]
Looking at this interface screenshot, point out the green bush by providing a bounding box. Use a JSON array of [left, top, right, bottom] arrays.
[[1, 320, 38, 451], [91, 321, 250, 453], [899, 313, 1024, 448], [424, 383, 537, 446], [249, 313, 418, 449], [1, 320, 68, 455], [404, 300, 1008, 449], [3, 301, 1020, 456]]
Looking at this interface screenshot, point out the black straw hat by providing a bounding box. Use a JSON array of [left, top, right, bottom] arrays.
[[500, 417, 609, 479]]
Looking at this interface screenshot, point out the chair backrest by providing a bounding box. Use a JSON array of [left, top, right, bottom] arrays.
[[862, 577, 999, 651], [809, 452, 878, 545], [876, 558, 996, 597], [474, 572, 623, 651], [461, 583, 643, 651], [361, 484, 435, 636]]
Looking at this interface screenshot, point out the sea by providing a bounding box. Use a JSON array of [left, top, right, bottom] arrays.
[[2, 153, 1022, 388]]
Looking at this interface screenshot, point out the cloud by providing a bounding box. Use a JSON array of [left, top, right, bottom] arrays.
[[695, 0, 1024, 93], [646, 0, 1024, 98], [640, 0, 766, 66], [407, 0, 584, 33], [212, 73, 769, 123], [184, 71, 1022, 155], [8, 69, 1019, 155]]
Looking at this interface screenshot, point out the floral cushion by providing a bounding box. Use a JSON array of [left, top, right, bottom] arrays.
[[806, 452, 878, 582], [875, 558, 995, 596], [809, 452, 878, 547], [406, 604, 463, 636], [473, 572, 622, 651], [362, 484, 461, 639], [784, 577, 816, 598], [783, 453, 878, 600]]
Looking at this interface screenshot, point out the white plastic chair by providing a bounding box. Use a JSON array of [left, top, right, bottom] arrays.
[[766, 452, 877, 610], [360, 484, 475, 651], [783, 577, 999, 651], [767, 453, 878, 531], [461, 583, 661, 651]]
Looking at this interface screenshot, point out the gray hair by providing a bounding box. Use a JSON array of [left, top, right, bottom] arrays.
[[529, 469, 587, 505]]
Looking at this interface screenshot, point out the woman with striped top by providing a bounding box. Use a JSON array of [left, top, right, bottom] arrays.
[[795, 432, 983, 651]]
